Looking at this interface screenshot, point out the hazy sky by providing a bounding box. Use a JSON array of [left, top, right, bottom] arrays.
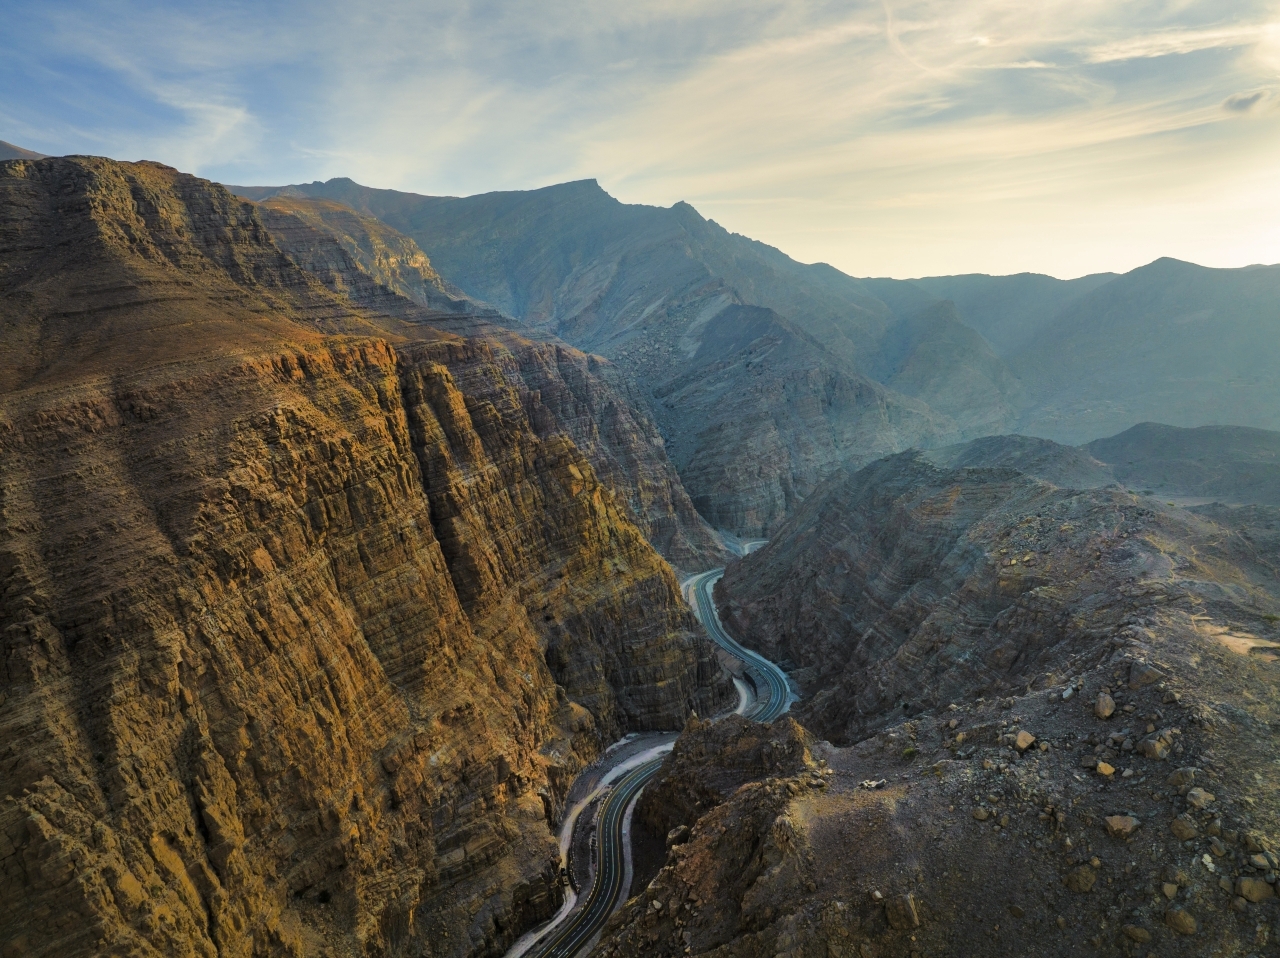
[[4, 1, 1279, 278]]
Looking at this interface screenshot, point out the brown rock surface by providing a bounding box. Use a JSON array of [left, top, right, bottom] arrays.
[[593, 441, 1280, 958], [254, 195, 727, 571], [257, 194, 482, 316], [0, 156, 730, 957]]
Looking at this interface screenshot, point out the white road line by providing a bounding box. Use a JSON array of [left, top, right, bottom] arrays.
[[503, 741, 674, 958]]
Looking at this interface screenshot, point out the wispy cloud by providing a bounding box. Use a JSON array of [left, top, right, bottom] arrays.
[[1085, 25, 1269, 63], [3, 0, 1279, 276], [1223, 88, 1271, 111]]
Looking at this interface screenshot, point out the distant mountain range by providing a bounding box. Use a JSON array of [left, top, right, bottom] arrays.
[[228, 174, 1280, 532]]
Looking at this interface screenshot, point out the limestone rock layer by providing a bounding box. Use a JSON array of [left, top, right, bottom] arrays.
[[0, 156, 730, 958]]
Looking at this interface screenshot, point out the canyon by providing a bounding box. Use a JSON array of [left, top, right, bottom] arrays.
[[1, 148, 1277, 958], [0, 155, 729, 958], [601, 441, 1280, 958]]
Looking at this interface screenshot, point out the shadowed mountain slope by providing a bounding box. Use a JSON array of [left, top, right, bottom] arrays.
[[246, 190, 726, 567], [1011, 258, 1280, 443], [900, 270, 1117, 354], [0, 139, 46, 161], [1087, 421, 1280, 506], [922, 434, 1116, 489], [871, 300, 1024, 435]]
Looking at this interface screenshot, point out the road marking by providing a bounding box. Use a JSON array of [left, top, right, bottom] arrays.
[[520, 561, 789, 958]]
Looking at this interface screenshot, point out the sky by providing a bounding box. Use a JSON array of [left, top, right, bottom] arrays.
[[3, 0, 1279, 278]]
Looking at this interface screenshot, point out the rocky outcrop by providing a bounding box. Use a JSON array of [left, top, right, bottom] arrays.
[[252, 194, 727, 570], [0, 155, 730, 958], [635, 715, 814, 849], [596, 442, 1280, 958], [599, 660, 1280, 958]]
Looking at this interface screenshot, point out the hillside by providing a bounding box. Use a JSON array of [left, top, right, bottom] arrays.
[[901, 271, 1117, 355], [871, 300, 1024, 435], [629, 446, 1280, 958], [1087, 422, 1280, 506], [0, 155, 732, 958], [0, 139, 46, 161], [1012, 258, 1280, 443]]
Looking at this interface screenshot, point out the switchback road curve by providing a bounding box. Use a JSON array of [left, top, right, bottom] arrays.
[[519, 563, 789, 958]]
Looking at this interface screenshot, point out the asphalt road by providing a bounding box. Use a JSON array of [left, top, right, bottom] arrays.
[[689, 568, 790, 722], [520, 561, 789, 958], [531, 756, 666, 958]]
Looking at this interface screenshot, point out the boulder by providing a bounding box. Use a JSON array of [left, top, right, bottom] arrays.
[[1164, 908, 1197, 935], [1186, 788, 1215, 810], [1064, 865, 1097, 893], [1236, 877, 1275, 903], [1105, 815, 1142, 839], [1170, 816, 1197, 841], [884, 893, 921, 930], [1127, 661, 1164, 689]]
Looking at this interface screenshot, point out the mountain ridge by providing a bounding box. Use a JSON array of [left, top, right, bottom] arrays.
[[0, 154, 731, 957]]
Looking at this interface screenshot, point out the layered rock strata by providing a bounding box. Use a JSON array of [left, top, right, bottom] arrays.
[[0, 155, 729, 958], [595, 443, 1280, 958], [226, 178, 964, 536], [254, 195, 727, 570], [256, 195, 481, 316]]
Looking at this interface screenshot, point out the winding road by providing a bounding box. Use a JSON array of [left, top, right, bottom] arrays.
[[514, 554, 790, 958], [531, 756, 666, 958], [687, 568, 790, 723]]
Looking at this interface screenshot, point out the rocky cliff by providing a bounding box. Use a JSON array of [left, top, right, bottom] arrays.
[[0, 155, 730, 958], [595, 442, 1280, 958], [255, 195, 483, 318], [225, 177, 963, 536], [252, 193, 727, 570]]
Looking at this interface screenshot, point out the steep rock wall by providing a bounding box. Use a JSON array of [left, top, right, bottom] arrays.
[[254, 197, 727, 570], [0, 156, 730, 958]]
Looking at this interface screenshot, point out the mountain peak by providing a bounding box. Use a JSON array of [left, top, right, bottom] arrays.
[[0, 139, 48, 161]]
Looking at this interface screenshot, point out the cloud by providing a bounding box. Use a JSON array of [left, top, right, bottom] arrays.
[[4, 0, 1280, 277], [1084, 25, 1269, 63], [1223, 89, 1270, 111]]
